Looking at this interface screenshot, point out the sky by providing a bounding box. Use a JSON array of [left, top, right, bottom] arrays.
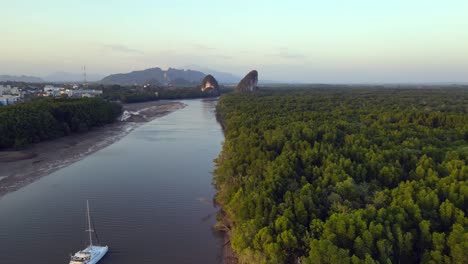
[[1, 0, 468, 83]]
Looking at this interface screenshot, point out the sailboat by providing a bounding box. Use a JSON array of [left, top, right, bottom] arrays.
[[69, 200, 109, 264]]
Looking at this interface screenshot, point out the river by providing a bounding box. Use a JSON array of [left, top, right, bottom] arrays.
[[0, 99, 223, 264]]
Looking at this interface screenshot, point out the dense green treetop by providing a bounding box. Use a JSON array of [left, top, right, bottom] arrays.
[[214, 88, 467, 263], [101, 85, 222, 102], [0, 98, 122, 149]]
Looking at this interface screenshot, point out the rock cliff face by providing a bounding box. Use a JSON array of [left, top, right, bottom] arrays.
[[200, 75, 220, 94], [236, 70, 258, 92]]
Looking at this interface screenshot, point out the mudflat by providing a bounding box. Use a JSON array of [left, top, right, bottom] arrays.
[[0, 100, 186, 198]]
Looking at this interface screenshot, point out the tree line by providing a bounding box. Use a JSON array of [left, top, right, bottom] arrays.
[[101, 85, 222, 103], [0, 98, 122, 149], [158, 87, 220, 99], [214, 88, 467, 263]]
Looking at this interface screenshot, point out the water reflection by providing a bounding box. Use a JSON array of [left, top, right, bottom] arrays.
[[0, 99, 223, 264]]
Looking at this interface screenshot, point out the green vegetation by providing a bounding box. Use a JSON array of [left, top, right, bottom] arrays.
[[214, 88, 467, 263], [102, 85, 222, 103], [0, 98, 122, 149], [102, 85, 159, 103], [158, 87, 220, 99]]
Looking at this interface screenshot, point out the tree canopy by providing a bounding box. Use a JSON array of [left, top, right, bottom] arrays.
[[101, 84, 222, 103], [214, 88, 467, 263], [0, 98, 122, 149]]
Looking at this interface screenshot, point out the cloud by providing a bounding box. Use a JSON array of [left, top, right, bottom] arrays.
[[101, 44, 144, 55]]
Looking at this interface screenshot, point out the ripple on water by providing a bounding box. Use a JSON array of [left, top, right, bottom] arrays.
[[0, 99, 223, 264]]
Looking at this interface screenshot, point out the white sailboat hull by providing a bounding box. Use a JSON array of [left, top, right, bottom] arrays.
[[69, 245, 108, 264], [69, 201, 108, 264]]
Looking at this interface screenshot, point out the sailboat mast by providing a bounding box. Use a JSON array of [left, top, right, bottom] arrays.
[[86, 200, 93, 246]]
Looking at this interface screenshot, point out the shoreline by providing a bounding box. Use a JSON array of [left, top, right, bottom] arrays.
[[0, 100, 186, 199]]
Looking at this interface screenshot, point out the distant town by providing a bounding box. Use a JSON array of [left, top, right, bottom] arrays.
[[0, 83, 102, 106]]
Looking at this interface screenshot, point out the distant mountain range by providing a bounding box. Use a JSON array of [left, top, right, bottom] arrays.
[[182, 65, 241, 84], [100, 67, 207, 85], [183, 65, 281, 84], [0, 73, 103, 83], [2, 70, 468, 85], [0, 75, 44, 83], [1, 67, 247, 85]]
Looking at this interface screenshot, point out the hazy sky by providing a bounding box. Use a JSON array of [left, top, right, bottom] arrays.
[[2, 0, 468, 83]]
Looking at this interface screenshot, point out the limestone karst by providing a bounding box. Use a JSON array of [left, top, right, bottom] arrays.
[[200, 75, 220, 94], [236, 70, 258, 92]]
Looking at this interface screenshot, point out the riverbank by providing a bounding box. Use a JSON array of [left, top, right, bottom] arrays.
[[219, 215, 238, 264], [0, 100, 186, 198]]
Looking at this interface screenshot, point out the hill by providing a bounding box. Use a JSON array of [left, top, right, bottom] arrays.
[[236, 70, 259, 92], [0, 75, 44, 83], [100, 67, 206, 85]]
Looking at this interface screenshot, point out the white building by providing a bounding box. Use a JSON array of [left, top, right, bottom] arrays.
[[10, 87, 20, 95], [43, 85, 64, 97], [66, 89, 103, 98], [0, 85, 20, 96]]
